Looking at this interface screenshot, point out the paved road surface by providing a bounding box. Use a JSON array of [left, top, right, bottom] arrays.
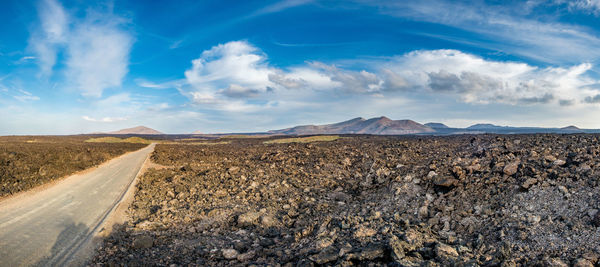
[[0, 144, 154, 266]]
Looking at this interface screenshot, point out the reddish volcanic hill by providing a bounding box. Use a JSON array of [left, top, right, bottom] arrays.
[[108, 126, 163, 135], [269, 116, 435, 135]]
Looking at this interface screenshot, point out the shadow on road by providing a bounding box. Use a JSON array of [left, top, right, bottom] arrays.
[[35, 220, 89, 267]]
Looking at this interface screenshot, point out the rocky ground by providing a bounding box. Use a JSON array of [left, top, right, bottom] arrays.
[[0, 136, 146, 197], [92, 135, 600, 266]]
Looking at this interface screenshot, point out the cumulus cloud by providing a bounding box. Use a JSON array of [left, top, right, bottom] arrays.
[[183, 41, 277, 103], [220, 84, 262, 98], [176, 41, 600, 113], [584, 94, 600, 103], [383, 50, 598, 105], [29, 0, 133, 97]]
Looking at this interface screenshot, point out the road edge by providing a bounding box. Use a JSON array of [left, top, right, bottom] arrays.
[[64, 143, 156, 267]]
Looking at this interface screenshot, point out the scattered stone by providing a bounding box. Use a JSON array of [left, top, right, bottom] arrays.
[[433, 176, 458, 187], [435, 243, 458, 262], [403, 229, 424, 250], [316, 237, 334, 249], [260, 214, 280, 227], [348, 245, 385, 261], [418, 205, 429, 219], [592, 212, 600, 227], [228, 166, 240, 174], [91, 135, 600, 265], [573, 258, 594, 267], [237, 212, 261, 227], [222, 248, 239, 260], [521, 177, 537, 189], [503, 161, 519, 176], [354, 225, 377, 238], [132, 235, 153, 249], [328, 191, 351, 202], [544, 257, 568, 267], [237, 250, 256, 262], [389, 235, 406, 261], [310, 248, 339, 264]]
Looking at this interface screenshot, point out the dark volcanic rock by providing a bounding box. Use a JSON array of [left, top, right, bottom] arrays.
[[92, 134, 600, 266]]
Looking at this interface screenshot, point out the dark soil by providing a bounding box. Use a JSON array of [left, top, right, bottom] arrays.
[[0, 136, 146, 197], [92, 135, 600, 266]]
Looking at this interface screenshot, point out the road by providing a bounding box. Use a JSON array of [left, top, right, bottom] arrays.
[[0, 144, 155, 267]]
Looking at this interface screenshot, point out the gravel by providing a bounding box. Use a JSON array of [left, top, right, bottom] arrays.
[[92, 134, 600, 266]]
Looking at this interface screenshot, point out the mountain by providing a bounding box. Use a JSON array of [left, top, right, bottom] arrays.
[[269, 116, 435, 135], [108, 126, 163, 135], [425, 122, 449, 129], [466, 123, 509, 130], [560, 126, 583, 133]]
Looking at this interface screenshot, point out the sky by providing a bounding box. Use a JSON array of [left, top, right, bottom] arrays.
[[2, 0, 600, 134]]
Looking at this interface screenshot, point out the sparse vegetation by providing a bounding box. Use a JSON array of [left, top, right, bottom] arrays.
[[220, 134, 273, 139], [161, 141, 231, 145], [85, 136, 153, 144], [263, 135, 339, 144], [185, 141, 230, 145]]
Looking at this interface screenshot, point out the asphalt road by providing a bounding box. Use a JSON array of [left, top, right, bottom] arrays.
[[0, 144, 155, 266]]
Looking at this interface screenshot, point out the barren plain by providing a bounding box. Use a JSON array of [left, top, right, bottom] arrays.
[[91, 134, 600, 266], [0, 136, 146, 198]]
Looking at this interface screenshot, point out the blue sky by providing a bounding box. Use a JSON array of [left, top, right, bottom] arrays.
[[2, 0, 600, 134]]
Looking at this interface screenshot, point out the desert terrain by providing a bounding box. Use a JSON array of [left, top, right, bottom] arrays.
[[0, 136, 146, 198], [89, 134, 600, 266]]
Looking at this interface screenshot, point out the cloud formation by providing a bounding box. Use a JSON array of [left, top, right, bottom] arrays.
[[30, 0, 67, 75], [178, 41, 600, 111], [383, 50, 597, 105], [361, 0, 600, 64], [82, 116, 127, 122], [30, 0, 133, 97], [183, 41, 276, 102], [561, 0, 600, 15]]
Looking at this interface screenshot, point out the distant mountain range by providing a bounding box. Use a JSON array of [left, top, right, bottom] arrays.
[[107, 126, 163, 135], [269, 116, 435, 135], [267, 117, 600, 135], [101, 118, 599, 136]]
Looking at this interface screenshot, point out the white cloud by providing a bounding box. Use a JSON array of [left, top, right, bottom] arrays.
[[30, 0, 67, 75], [29, 0, 133, 97], [16, 56, 36, 64], [363, 0, 600, 64], [135, 78, 181, 89], [67, 21, 132, 97], [82, 116, 127, 122], [247, 0, 313, 18], [559, 0, 600, 15], [176, 41, 600, 112], [383, 50, 598, 105], [181, 41, 280, 109], [184, 41, 276, 97], [14, 95, 40, 102]]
